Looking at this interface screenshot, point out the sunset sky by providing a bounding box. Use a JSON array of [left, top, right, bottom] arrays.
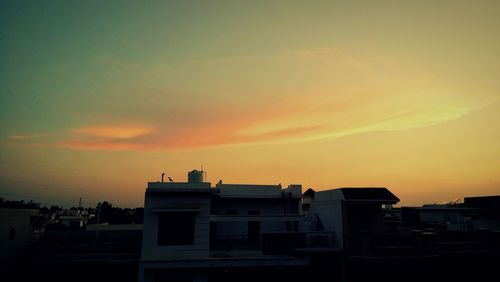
[[1, 1, 499, 208]]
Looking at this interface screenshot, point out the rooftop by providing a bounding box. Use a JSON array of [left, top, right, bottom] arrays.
[[339, 187, 400, 203], [314, 187, 400, 204]]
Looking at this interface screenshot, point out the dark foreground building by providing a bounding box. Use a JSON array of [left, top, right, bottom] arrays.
[[139, 171, 500, 282], [2, 171, 499, 282]]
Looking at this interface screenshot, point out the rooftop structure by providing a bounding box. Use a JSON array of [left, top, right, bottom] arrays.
[[140, 170, 312, 282], [139, 170, 403, 282], [305, 187, 400, 255], [401, 195, 500, 232]]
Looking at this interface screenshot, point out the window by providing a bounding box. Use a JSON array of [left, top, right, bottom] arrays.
[[225, 210, 237, 215], [157, 212, 195, 245], [248, 210, 260, 215]]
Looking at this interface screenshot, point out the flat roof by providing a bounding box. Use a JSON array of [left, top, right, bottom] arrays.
[[315, 187, 399, 204], [340, 187, 399, 203]]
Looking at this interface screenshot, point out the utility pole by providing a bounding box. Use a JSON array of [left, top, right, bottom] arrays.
[[96, 202, 101, 245], [78, 197, 82, 215], [97, 202, 102, 224]]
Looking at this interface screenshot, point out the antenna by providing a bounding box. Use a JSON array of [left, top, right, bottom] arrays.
[[201, 165, 206, 182], [78, 197, 82, 209]]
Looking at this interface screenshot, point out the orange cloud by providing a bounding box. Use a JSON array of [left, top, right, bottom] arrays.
[[8, 84, 494, 152], [255, 125, 323, 139], [56, 99, 313, 151], [59, 140, 141, 151], [73, 125, 154, 139], [56, 124, 156, 151], [9, 133, 61, 140]]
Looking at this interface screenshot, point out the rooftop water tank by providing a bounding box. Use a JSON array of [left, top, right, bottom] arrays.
[[188, 170, 203, 183]]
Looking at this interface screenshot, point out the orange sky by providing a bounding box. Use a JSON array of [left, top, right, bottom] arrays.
[[1, 1, 499, 207]]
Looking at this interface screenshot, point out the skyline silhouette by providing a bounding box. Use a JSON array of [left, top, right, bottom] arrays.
[[2, 170, 499, 282]]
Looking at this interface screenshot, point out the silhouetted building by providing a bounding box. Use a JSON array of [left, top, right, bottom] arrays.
[[139, 170, 312, 282], [0, 208, 39, 262], [139, 170, 403, 282], [401, 195, 500, 232], [138, 170, 500, 282], [305, 187, 400, 255], [59, 215, 87, 229]]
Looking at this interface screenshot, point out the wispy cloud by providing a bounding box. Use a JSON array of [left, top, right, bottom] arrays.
[[198, 47, 370, 74], [72, 125, 154, 139], [237, 95, 498, 146], [57, 124, 156, 151], [6, 94, 495, 152], [59, 140, 141, 151], [254, 125, 323, 139], [62, 95, 497, 151], [8, 133, 63, 140]]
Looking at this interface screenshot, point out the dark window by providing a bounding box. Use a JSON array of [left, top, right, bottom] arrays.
[[248, 221, 261, 248], [248, 210, 260, 215], [157, 212, 195, 245], [226, 210, 237, 215]]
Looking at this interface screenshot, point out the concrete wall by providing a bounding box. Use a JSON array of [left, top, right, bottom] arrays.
[[211, 198, 295, 245], [218, 184, 283, 197], [215, 221, 248, 239], [217, 184, 302, 198], [141, 191, 211, 260], [211, 198, 297, 215], [305, 192, 344, 248], [213, 221, 289, 239]]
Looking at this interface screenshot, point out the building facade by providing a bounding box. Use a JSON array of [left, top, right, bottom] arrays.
[[0, 208, 39, 262], [139, 170, 310, 282], [139, 170, 402, 282]]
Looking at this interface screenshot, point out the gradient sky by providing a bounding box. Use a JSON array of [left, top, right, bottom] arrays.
[[1, 0, 499, 208]]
